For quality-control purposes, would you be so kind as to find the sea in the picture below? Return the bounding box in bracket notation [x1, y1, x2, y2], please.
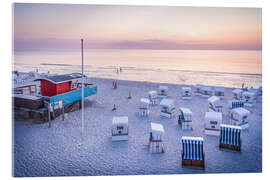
[13, 49, 262, 88]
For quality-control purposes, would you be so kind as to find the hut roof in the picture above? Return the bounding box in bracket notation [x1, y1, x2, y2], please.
[159, 85, 168, 90]
[112, 116, 128, 126]
[201, 85, 211, 91]
[231, 107, 250, 117]
[232, 89, 243, 94]
[140, 98, 150, 106]
[208, 96, 220, 104]
[205, 112, 222, 121]
[35, 73, 86, 84]
[248, 88, 259, 94]
[182, 136, 203, 142]
[151, 123, 164, 133]
[179, 107, 192, 115]
[160, 98, 174, 108]
[148, 90, 158, 96]
[195, 84, 204, 89]
[215, 86, 225, 92]
[220, 124, 241, 130]
[182, 87, 191, 91]
[243, 91, 255, 97]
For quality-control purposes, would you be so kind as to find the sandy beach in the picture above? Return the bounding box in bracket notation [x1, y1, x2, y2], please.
[13, 77, 262, 176]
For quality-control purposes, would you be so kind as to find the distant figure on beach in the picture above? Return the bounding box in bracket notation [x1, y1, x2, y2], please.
[112, 104, 116, 111]
[242, 83, 244, 89]
[120, 67, 122, 73]
[116, 68, 119, 74]
[128, 91, 132, 99]
[112, 80, 118, 89]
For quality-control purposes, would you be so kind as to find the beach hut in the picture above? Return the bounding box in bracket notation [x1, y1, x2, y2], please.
[243, 91, 256, 107]
[160, 98, 176, 118]
[148, 90, 158, 105]
[208, 96, 223, 112]
[28, 71, 38, 78]
[204, 112, 222, 136]
[158, 85, 168, 98]
[149, 123, 164, 153]
[230, 107, 250, 129]
[214, 86, 225, 99]
[219, 124, 242, 151]
[182, 87, 192, 100]
[181, 136, 205, 169]
[178, 108, 192, 130]
[139, 98, 150, 117]
[194, 84, 203, 96]
[200, 85, 212, 98]
[232, 89, 243, 100]
[229, 100, 244, 109]
[35, 73, 86, 97]
[112, 116, 129, 141]
[248, 87, 259, 97]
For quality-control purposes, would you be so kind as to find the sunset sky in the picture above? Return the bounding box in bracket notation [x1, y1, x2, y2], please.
[13, 3, 262, 50]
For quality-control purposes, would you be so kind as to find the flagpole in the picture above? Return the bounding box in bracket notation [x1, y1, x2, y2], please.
[81, 38, 84, 133]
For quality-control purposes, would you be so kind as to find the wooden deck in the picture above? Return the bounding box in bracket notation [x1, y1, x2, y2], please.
[13, 100, 82, 124]
[13, 94, 43, 110]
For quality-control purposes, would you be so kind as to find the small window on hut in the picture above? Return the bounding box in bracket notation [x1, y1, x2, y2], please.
[210, 121, 218, 125]
[117, 126, 124, 130]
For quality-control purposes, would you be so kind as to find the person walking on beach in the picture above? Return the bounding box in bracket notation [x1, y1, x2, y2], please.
[128, 91, 132, 99]
[112, 80, 118, 89]
[112, 104, 116, 111]
[115, 81, 117, 89]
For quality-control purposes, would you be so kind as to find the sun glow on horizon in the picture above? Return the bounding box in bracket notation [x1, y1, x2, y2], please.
[13, 3, 262, 50]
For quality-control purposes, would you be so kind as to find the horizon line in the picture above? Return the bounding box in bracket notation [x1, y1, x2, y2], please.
[13, 47, 262, 51]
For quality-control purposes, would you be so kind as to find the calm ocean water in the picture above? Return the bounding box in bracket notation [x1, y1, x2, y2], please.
[13, 49, 262, 88]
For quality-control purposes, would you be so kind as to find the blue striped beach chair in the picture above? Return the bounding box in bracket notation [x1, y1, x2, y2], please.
[231, 101, 244, 109]
[219, 124, 241, 151]
[181, 136, 205, 169]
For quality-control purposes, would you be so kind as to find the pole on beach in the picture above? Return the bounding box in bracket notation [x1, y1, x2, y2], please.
[81, 39, 84, 133]
[47, 102, 51, 128]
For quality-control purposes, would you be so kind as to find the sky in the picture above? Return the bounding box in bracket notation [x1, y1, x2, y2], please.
[13, 3, 262, 50]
